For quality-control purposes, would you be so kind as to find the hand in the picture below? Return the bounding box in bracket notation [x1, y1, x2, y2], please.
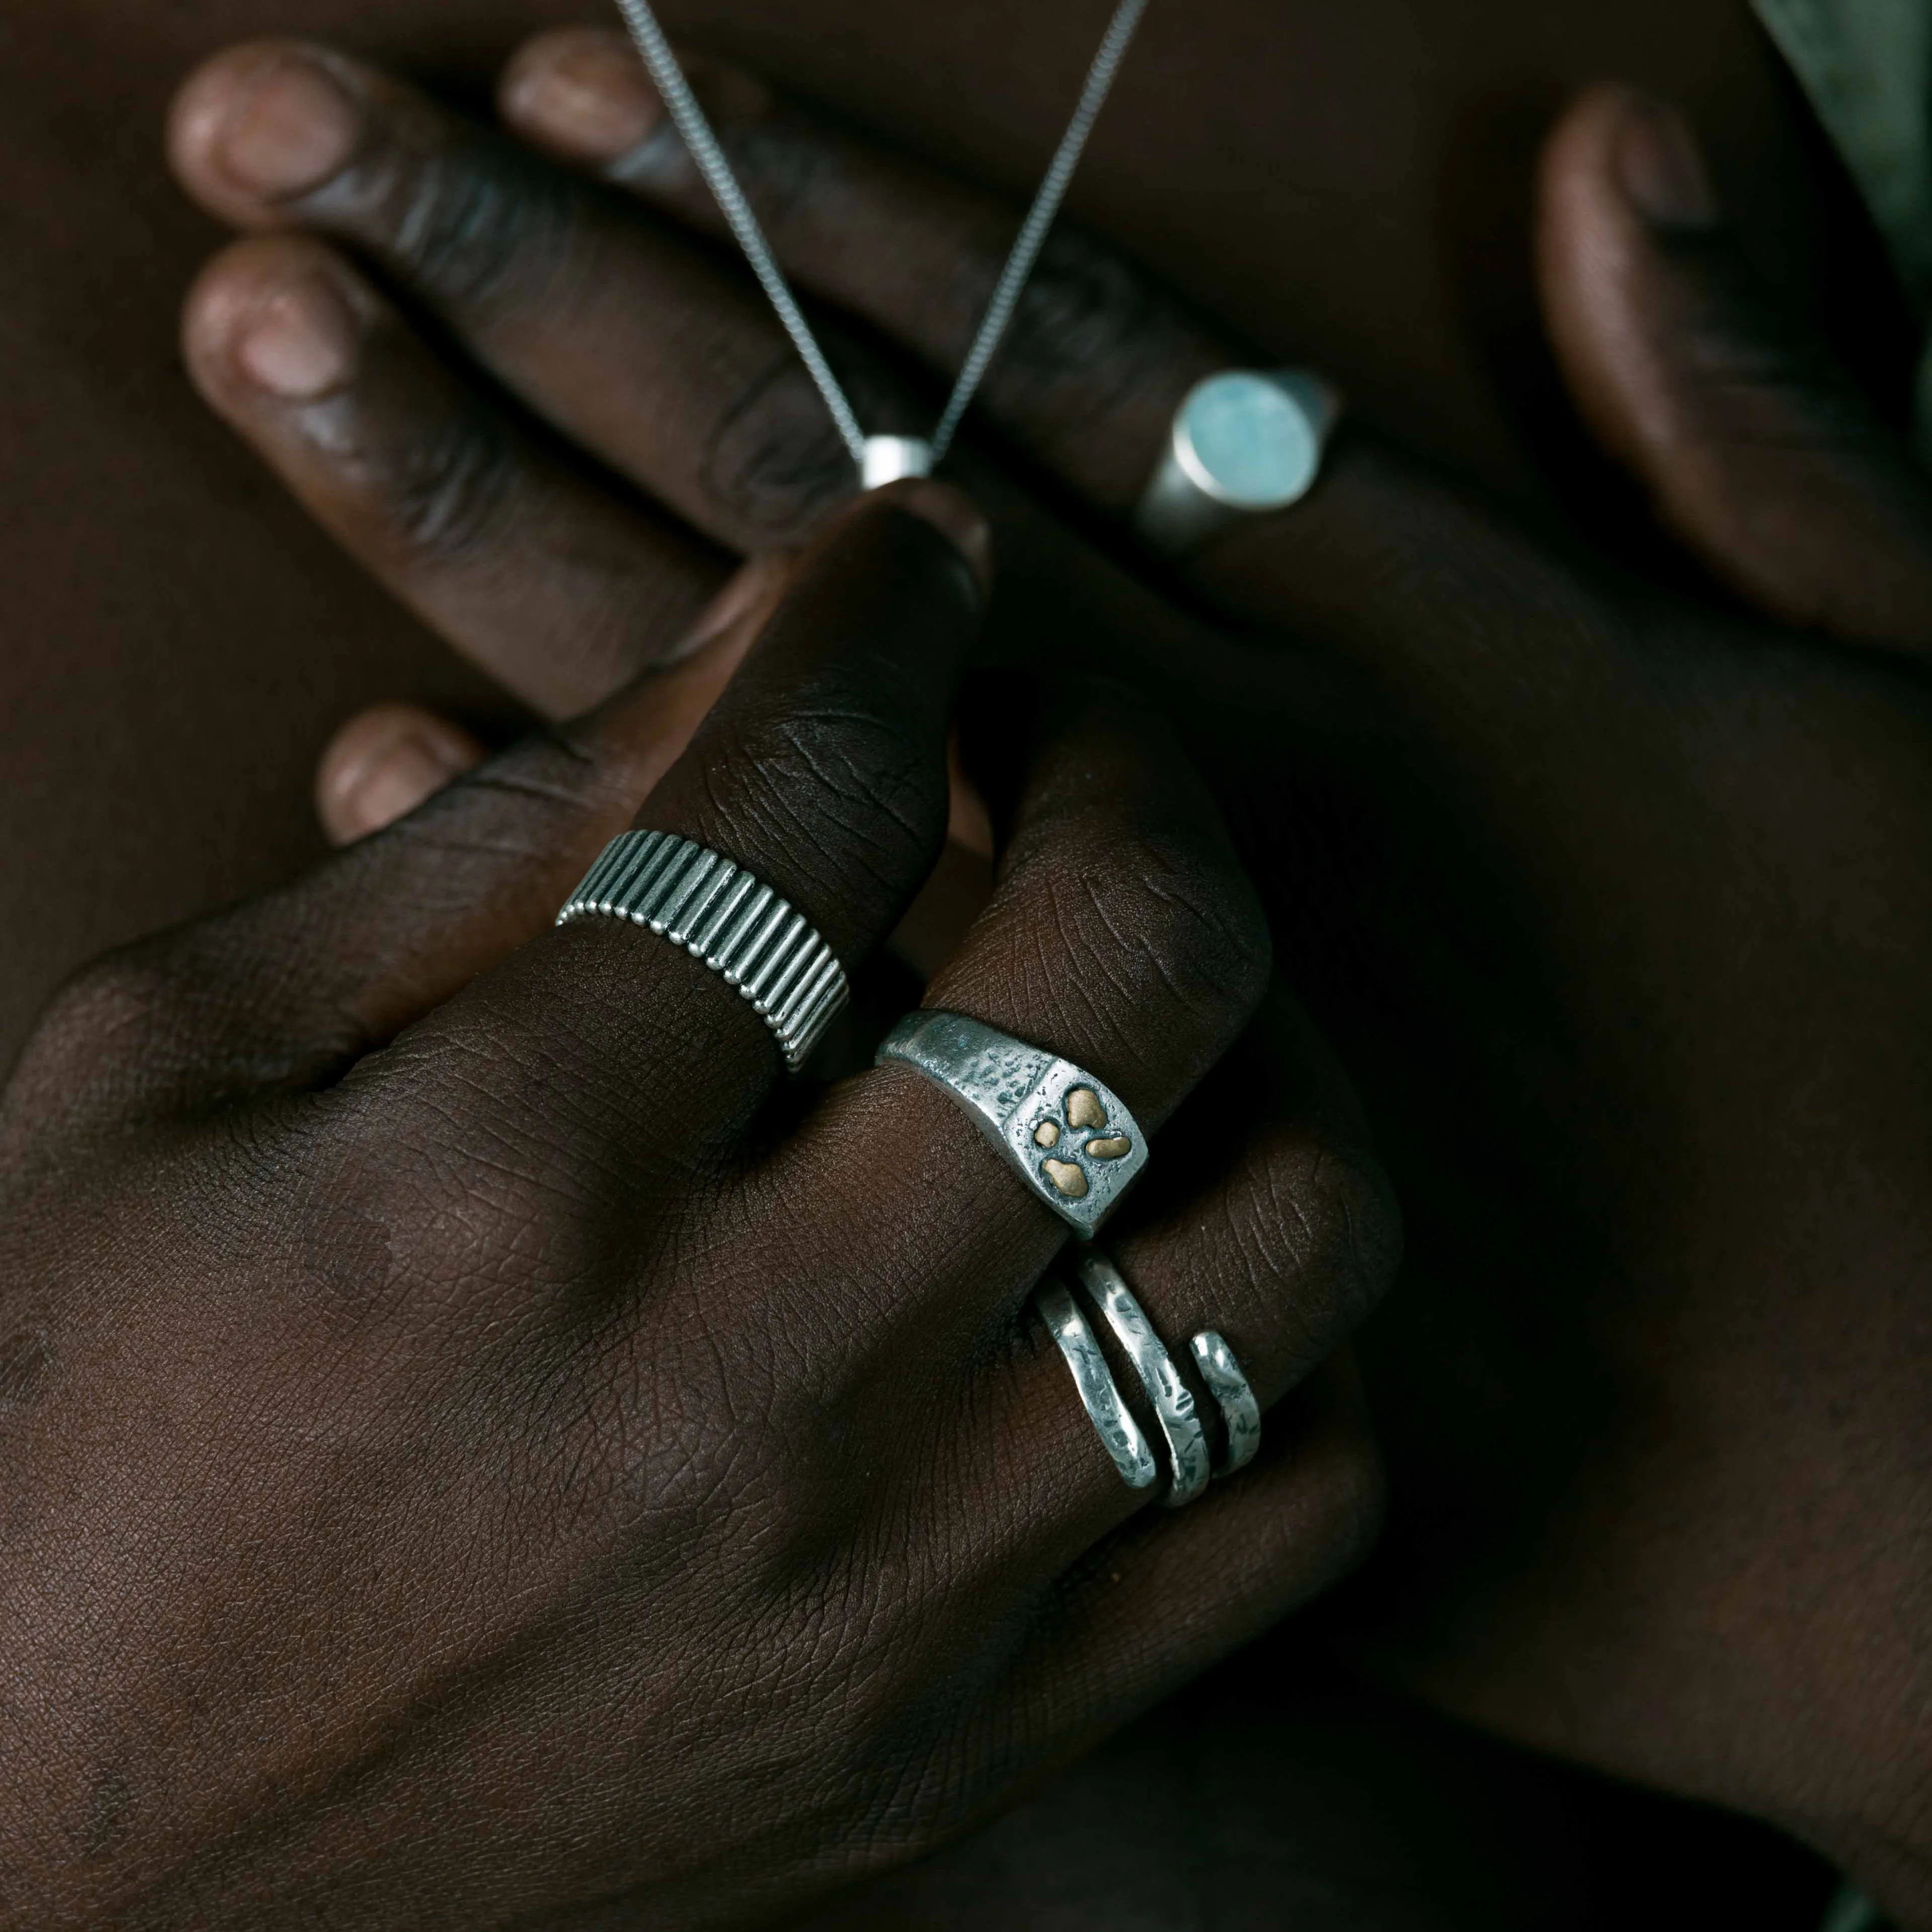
[0, 471, 1395, 1928]
[161, 34, 1932, 1918]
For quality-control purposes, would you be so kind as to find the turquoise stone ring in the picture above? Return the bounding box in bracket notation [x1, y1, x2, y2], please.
[1136, 368, 1341, 554]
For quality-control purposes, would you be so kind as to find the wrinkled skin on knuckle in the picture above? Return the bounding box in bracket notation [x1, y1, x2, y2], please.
[321, 1039, 662, 1300]
[4, 947, 181, 1099]
[998, 229, 1207, 424]
[316, 99, 580, 326]
[338, 382, 525, 567]
[999, 814, 1271, 1080]
[693, 702, 947, 919]
[700, 352, 883, 543]
[298, 1070, 838, 1552]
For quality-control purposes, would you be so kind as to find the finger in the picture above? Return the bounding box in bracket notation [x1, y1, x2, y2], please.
[501, 27, 1227, 510]
[169, 41, 905, 551]
[15, 552, 799, 1134]
[494, 29, 1634, 745]
[1001, 1359, 1382, 1741]
[316, 549, 783, 849]
[184, 229, 732, 717]
[1539, 85, 1932, 652]
[399, 485, 988, 1158]
[751, 685, 1277, 1479]
[317, 702, 487, 845]
[922, 983, 1396, 1584]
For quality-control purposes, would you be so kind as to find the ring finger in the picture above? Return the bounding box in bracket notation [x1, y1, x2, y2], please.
[766, 689, 1394, 1550]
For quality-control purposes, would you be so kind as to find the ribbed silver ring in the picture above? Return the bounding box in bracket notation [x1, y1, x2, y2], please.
[557, 832, 848, 1073]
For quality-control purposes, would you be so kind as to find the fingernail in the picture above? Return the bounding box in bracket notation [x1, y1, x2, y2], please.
[218, 51, 360, 200]
[505, 31, 665, 162]
[236, 273, 362, 400]
[892, 481, 994, 596]
[1614, 94, 1717, 231]
[664, 552, 791, 664]
[330, 728, 473, 839]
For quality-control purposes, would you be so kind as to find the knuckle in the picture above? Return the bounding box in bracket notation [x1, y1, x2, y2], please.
[1042, 815, 1272, 1040]
[1242, 1133, 1402, 1347]
[701, 354, 875, 542]
[349, 134, 576, 321]
[2, 934, 269, 1148]
[997, 229, 1202, 416]
[698, 703, 945, 908]
[21, 940, 210, 1079]
[367, 404, 522, 566]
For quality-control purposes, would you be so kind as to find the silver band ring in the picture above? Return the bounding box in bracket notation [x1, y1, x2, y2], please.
[1077, 1252, 1212, 1509]
[1190, 1330, 1262, 1476]
[876, 1011, 1150, 1237]
[1037, 1279, 1160, 1492]
[1135, 369, 1342, 556]
[558, 831, 849, 1073]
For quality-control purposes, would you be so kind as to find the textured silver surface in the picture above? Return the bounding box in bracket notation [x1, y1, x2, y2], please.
[1190, 1330, 1262, 1476]
[1078, 1253, 1211, 1508]
[558, 831, 848, 1073]
[1037, 1278, 1160, 1493]
[1136, 368, 1342, 555]
[876, 1011, 1149, 1236]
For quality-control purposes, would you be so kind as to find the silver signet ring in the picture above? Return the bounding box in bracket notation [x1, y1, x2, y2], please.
[876, 1011, 1149, 1237]
[1135, 368, 1342, 556]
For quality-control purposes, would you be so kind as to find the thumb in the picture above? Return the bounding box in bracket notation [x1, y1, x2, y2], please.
[1538, 84, 1932, 652]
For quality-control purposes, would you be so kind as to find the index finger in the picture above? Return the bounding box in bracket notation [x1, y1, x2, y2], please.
[409, 482, 989, 1158]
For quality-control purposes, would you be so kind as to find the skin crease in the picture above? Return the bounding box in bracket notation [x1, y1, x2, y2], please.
[0, 1, 1916, 1925]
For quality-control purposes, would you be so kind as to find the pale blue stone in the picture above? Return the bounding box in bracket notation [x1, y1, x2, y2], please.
[1179, 372, 1319, 508]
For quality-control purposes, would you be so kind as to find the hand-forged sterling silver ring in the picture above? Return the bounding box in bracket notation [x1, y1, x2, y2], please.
[1190, 1331, 1262, 1477]
[876, 1011, 1149, 1237]
[1037, 1252, 1263, 1505]
[557, 831, 849, 1073]
[1135, 368, 1342, 556]
[1077, 1252, 1211, 1508]
[1036, 1279, 1160, 1493]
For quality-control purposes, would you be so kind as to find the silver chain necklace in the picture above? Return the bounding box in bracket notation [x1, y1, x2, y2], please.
[610, 0, 1153, 484]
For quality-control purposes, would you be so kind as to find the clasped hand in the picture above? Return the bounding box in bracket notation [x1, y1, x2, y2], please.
[0, 449, 1390, 1924]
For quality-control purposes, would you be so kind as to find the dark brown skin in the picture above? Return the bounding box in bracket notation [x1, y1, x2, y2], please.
[0, 1, 1916, 1924]
[0, 0, 1876, 1058]
[0, 480, 1400, 1927]
[134, 25, 1932, 1923]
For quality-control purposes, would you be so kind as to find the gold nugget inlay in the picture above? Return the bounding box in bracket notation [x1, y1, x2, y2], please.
[1042, 1159, 1090, 1199]
[1085, 1136, 1133, 1161]
[1034, 1120, 1062, 1149]
[1066, 1088, 1106, 1131]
